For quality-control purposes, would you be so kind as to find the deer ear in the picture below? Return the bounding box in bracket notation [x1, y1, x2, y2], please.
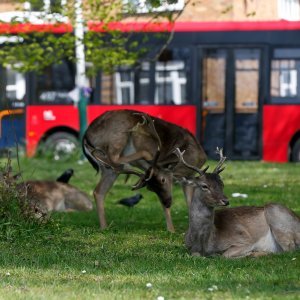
[164, 162, 179, 171]
[177, 176, 195, 186]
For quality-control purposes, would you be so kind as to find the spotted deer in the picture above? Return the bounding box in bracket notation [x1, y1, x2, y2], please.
[82, 109, 207, 232]
[174, 148, 300, 258]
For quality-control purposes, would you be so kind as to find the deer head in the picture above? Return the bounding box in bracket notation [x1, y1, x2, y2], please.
[174, 147, 229, 207]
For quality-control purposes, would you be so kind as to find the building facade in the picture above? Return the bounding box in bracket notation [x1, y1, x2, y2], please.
[1, 0, 300, 21]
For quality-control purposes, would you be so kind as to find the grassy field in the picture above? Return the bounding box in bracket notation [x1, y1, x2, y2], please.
[0, 156, 299, 300]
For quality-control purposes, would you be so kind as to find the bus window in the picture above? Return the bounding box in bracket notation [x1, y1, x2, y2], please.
[5, 66, 25, 108]
[36, 60, 75, 104]
[155, 61, 187, 104]
[115, 67, 134, 104]
[139, 62, 152, 104]
[201, 49, 227, 157]
[155, 48, 190, 105]
[202, 49, 226, 113]
[112, 62, 152, 104]
[100, 73, 116, 104]
[113, 48, 190, 105]
[234, 49, 259, 113]
[271, 48, 300, 103]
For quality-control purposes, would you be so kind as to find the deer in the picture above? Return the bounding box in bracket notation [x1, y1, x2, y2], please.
[82, 109, 207, 232]
[17, 180, 93, 214]
[1, 161, 93, 216]
[174, 148, 300, 258]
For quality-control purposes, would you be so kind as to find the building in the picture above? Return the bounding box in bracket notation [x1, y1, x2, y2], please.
[1, 1, 300, 22]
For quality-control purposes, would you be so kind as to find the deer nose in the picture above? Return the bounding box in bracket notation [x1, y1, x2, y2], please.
[221, 198, 229, 206]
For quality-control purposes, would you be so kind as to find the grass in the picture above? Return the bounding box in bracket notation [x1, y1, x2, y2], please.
[0, 156, 299, 299]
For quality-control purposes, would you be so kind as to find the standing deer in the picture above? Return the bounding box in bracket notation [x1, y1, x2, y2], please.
[174, 148, 300, 258]
[82, 109, 206, 232]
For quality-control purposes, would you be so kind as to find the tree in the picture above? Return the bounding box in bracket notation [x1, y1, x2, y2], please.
[0, 0, 189, 156]
[0, 0, 188, 75]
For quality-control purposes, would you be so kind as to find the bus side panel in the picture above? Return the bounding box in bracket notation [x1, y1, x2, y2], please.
[26, 105, 79, 157]
[87, 105, 197, 135]
[26, 105, 197, 157]
[263, 105, 300, 162]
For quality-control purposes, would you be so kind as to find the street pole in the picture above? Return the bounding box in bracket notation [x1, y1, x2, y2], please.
[74, 0, 88, 148]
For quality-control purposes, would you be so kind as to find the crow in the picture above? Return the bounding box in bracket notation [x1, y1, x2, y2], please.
[56, 168, 74, 183]
[118, 193, 143, 208]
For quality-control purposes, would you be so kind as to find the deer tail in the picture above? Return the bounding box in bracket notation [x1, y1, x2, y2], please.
[82, 134, 100, 173]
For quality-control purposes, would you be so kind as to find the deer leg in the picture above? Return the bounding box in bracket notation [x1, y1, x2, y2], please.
[163, 206, 175, 233]
[268, 229, 297, 251]
[157, 196, 175, 232]
[249, 251, 270, 258]
[265, 204, 300, 251]
[94, 167, 118, 230]
[160, 205, 175, 233]
[222, 245, 254, 258]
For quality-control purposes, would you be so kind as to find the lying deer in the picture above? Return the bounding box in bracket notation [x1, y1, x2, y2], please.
[83, 109, 206, 232]
[175, 148, 300, 258]
[2, 167, 93, 215]
[18, 180, 93, 214]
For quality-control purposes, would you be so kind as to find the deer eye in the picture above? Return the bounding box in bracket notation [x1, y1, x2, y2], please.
[201, 184, 209, 191]
[161, 177, 166, 184]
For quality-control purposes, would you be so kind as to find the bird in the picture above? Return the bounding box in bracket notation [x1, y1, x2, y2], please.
[56, 168, 74, 183]
[117, 193, 143, 208]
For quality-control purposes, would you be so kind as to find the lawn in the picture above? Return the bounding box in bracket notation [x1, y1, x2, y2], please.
[0, 156, 299, 299]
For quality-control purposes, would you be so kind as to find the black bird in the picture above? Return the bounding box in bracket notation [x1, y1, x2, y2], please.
[56, 168, 74, 183]
[118, 193, 143, 208]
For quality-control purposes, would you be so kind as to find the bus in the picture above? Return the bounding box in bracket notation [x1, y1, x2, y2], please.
[1, 20, 300, 162]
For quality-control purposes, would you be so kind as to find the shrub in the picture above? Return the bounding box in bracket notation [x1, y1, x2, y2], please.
[0, 158, 50, 241]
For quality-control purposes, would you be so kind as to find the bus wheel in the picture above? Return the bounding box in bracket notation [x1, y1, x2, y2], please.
[291, 139, 300, 162]
[43, 132, 79, 160]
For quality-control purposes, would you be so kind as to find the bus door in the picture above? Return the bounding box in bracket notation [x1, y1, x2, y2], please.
[0, 66, 26, 151]
[200, 47, 262, 160]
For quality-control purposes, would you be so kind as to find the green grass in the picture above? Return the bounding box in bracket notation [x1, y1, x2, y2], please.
[0, 157, 299, 299]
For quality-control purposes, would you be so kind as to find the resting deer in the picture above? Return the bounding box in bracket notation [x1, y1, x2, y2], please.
[1, 165, 93, 215]
[82, 109, 206, 232]
[175, 148, 300, 258]
[18, 180, 93, 214]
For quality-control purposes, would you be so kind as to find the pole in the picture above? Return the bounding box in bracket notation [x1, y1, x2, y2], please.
[0, 66, 6, 110]
[74, 0, 88, 151]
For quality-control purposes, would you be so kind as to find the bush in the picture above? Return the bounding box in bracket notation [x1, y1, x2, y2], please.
[0, 158, 50, 241]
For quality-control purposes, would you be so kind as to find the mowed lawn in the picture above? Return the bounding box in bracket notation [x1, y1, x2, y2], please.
[0, 156, 299, 299]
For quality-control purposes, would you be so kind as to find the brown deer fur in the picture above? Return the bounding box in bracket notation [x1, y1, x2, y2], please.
[178, 149, 300, 258]
[83, 109, 206, 232]
[18, 181, 93, 214]
[1, 156, 93, 216]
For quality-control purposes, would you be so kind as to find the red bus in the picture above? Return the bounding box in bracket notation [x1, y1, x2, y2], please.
[1, 21, 300, 162]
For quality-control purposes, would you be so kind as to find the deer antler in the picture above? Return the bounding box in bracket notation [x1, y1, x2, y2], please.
[213, 147, 226, 174]
[173, 148, 209, 177]
[117, 168, 148, 190]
